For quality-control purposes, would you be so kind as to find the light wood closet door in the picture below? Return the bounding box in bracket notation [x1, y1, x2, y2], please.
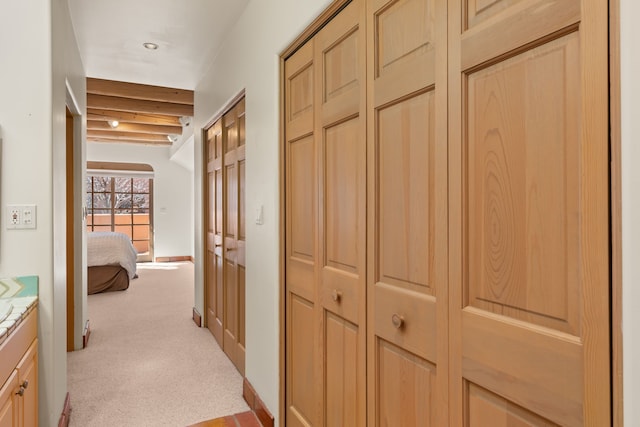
[316, 1, 366, 425]
[366, 0, 448, 425]
[285, 40, 319, 427]
[206, 120, 224, 345]
[448, 0, 610, 425]
[285, 1, 366, 425]
[223, 100, 246, 375]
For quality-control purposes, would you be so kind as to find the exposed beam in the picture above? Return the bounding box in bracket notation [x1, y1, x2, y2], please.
[87, 78, 194, 105]
[87, 94, 194, 117]
[87, 130, 171, 143]
[87, 137, 171, 146]
[87, 120, 182, 135]
[87, 109, 181, 126]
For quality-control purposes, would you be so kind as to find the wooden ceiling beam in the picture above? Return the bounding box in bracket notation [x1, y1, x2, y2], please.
[87, 109, 181, 126]
[87, 120, 182, 135]
[87, 94, 193, 117]
[87, 78, 194, 105]
[87, 130, 171, 143]
[87, 137, 171, 146]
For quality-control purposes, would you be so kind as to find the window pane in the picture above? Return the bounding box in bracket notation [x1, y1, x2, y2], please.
[86, 177, 93, 192]
[93, 225, 111, 232]
[92, 177, 111, 192]
[133, 240, 148, 254]
[92, 210, 111, 226]
[133, 178, 149, 193]
[93, 193, 111, 209]
[133, 213, 149, 224]
[115, 225, 132, 237]
[133, 194, 149, 211]
[86, 194, 93, 209]
[133, 225, 149, 240]
[115, 177, 132, 193]
[114, 211, 132, 225]
[114, 193, 132, 210]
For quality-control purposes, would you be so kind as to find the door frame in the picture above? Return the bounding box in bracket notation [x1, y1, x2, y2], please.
[65, 82, 86, 351]
[609, 0, 623, 424]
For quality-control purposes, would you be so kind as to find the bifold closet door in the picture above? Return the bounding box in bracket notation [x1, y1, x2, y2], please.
[366, 0, 449, 425]
[285, 39, 320, 427]
[205, 99, 246, 375]
[223, 100, 246, 375]
[206, 120, 224, 345]
[285, 0, 366, 425]
[448, 0, 610, 425]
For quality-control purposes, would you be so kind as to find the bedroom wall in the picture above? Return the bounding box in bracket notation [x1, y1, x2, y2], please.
[193, 0, 332, 422]
[621, 0, 640, 424]
[0, 0, 85, 424]
[87, 142, 194, 259]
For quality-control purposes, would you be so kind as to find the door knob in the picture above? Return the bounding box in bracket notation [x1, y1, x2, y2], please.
[331, 290, 342, 302]
[16, 387, 25, 397]
[391, 313, 404, 329]
[21, 380, 28, 389]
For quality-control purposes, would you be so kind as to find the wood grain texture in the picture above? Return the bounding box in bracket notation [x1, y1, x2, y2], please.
[87, 78, 194, 105]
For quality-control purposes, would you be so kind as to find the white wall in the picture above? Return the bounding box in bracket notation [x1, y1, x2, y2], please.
[621, 0, 640, 424]
[87, 142, 194, 258]
[0, 0, 85, 424]
[194, 0, 332, 422]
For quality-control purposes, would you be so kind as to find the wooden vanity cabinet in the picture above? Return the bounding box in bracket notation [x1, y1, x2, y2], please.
[0, 309, 38, 427]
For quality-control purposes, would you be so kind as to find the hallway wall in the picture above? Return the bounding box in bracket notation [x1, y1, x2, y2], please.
[193, 0, 332, 423]
[0, 0, 86, 424]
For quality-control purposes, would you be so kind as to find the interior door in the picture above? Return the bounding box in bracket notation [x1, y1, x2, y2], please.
[205, 119, 224, 345]
[367, 0, 449, 425]
[222, 99, 246, 375]
[448, 0, 610, 425]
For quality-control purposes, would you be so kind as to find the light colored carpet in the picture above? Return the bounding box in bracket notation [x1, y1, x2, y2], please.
[67, 262, 249, 427]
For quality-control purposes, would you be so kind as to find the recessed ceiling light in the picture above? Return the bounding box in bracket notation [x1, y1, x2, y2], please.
[143, 42, 159, 50]
[108, 120, 119, 128]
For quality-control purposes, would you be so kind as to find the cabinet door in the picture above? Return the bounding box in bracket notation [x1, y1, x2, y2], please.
[0, 371, 18, 427]
[16, 340, 37, 427]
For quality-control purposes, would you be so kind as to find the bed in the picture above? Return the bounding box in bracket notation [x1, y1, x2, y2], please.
[87, 231, 138, 294]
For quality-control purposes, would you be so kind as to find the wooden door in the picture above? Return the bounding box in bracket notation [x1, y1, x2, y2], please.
[448, 0, 610, 425]
[205, 119, 224, 345]
[367, 0, 448, 425]
[285, 39, 319, 427]
[0, 370, 18, 427]
[316, 1, 366, 425]
[285, 1, 366, 425]
[222, 100, 246, 375]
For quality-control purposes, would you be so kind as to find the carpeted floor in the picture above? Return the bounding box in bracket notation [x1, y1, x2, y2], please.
[67, 262, 249, 427]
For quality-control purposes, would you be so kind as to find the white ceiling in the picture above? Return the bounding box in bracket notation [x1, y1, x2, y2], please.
[68, 0, 250, 90]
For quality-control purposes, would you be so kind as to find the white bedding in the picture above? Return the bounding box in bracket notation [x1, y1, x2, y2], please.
[87, 232, 138, 279]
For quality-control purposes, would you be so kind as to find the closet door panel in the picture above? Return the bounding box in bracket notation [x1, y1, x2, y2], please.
[289, 294, 318, 426]
[206, 121, 224, 345]
[449, 0, 610, 424]
[316, 1, 367, 425]
[367, 0, 448, 424]
[285, 40, 320, 427]
[324, 313, 359, 426]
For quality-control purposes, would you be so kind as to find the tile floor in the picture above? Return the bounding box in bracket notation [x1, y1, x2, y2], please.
[188, 411, 262, 427]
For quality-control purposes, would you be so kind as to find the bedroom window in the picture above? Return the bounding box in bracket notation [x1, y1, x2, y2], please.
[86, 162, 154, 262]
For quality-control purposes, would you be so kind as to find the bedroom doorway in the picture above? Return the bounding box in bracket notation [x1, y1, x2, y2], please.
[85, 162, 155, 262]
